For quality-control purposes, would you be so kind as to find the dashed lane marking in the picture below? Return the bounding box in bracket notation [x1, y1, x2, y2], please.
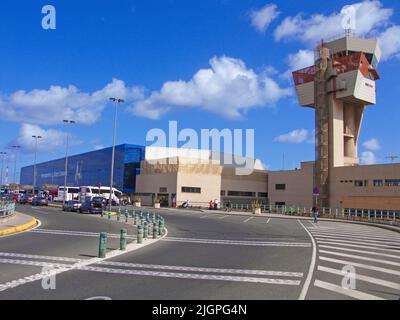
[266, 218, 271, 224]
[243, 217, 254, 223]
[161, 236, 311, 247]
[0, 258, 303, 287]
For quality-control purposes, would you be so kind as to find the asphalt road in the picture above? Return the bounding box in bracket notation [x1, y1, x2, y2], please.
[0, 205, 399, 300]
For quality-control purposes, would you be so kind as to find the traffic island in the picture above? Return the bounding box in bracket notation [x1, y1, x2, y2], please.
[0, 212, 38, 236]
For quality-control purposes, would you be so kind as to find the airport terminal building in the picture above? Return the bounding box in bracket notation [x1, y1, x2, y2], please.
[20, 144, 145, 193]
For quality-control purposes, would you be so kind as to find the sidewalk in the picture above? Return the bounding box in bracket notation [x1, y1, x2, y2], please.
[0, 212, 38, 236]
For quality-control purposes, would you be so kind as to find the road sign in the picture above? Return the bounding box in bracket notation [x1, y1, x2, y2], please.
[313, 187, 319, 195]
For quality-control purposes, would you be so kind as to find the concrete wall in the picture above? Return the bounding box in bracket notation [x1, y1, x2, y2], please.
[268, 161, 314, 207]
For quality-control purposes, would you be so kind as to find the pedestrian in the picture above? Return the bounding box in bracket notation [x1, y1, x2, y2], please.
[209, 199, 214, 210]
[225, 200, 231, 212]
[214, 198, 219, 210]
[312, 206, 318, 223]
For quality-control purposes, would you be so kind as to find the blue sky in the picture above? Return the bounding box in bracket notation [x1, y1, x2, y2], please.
[1, 0, 400, 181]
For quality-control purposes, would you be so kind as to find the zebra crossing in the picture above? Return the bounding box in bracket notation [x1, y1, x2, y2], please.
[306, 221, 400, 300]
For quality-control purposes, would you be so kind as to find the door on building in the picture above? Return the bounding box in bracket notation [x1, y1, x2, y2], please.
[157, 193, 169, 207]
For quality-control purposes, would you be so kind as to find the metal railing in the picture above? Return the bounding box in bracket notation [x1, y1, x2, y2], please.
[173, 201, 400, 227]
[0, 200, 16, 219]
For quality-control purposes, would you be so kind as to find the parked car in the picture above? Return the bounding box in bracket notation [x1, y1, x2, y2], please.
[79, 197, 104, 214]
[62, 200, 82, 212]
[32, 196, 49, 206]
[19, 194, 33, 205]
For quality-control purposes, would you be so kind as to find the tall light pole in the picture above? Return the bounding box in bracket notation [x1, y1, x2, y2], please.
[0, 152, 6, 185]
[108, 97, 124, 213]
[12, 145, 21, 185]
[32, 135, 42, 195]
[62, 120, 76, 205]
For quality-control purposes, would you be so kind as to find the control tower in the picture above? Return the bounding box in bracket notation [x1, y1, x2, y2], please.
[292, 34, 381, 208]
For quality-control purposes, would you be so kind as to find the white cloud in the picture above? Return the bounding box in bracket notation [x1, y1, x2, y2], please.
[283, 49, 314, 80]
[378, 25, 400, 60]
[93, 144, 105, 150]
[274, 1, 393, 44]
[13, 123, 81, 153]
[274, 129, 309, 143]
[129, 56, 292, 120]
[362, 138, 380, 151]
[0, 79, 144, 125]
[360, 151, 377, 164]
[249, 4, 280, 33]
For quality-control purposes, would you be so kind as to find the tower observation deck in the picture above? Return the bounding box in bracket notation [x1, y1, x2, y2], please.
[292, 34, 381, 208]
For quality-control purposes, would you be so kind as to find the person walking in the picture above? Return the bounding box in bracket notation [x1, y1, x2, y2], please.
[214, 198, 219, 210]
[312, 206, 318, 223]
[209, 199, 214, 210]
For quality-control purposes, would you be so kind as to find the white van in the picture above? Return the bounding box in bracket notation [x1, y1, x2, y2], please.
[79, 186, 122, 204]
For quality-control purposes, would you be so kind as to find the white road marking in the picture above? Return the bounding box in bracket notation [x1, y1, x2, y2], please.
[298, 220, 316, 300]
[243, 217, 254, 223]
[162, 237, 311, 247]
[0, 258, 302, 286]
[319, 249, 400, 267]
[0, 252, 81, 263]
[318, 245, 400, 260]
[311, 231, 400, 243]
[314, 279, 385, 300]
[216, 215, 229, 219]
[266, 218, 271, 224]
[319, 256, 400, 276]
[81, 265, 302, 285]
[0, 228, 168, 292]
[99, 261, 304, 277]
[312, 229, 400, 239]
[317, 265, 400, 291]
[316, 240, 400, 254]
[313, 235, 400, 248]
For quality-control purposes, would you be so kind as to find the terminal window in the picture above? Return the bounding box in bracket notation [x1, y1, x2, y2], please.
[373, 179, 383, 186]
[227, 191, 256, 197]
[275, 184, 286, 190]
[181, 186, 201, 193]
[385, 179, 400, 187]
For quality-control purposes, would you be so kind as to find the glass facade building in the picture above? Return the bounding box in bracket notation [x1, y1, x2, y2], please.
[20, 144, 145, 193]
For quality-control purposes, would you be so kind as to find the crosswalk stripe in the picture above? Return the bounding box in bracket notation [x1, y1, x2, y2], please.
[319, 256, 400, 276]
[314, 279, 385, 300]
[310, 231, 400, 243]
[317, 265, 400, 290]
[200, 214, 215, 219]
[318, 245, 400, 260]
[310, 227, 400, 236]
[243, 217, 254, 223]
[313, 235, 400, 248]
[316, 240, 400, 254]
[319, 250, 400, 267]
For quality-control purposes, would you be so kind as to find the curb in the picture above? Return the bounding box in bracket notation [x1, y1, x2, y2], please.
[0, 214, 38, 236]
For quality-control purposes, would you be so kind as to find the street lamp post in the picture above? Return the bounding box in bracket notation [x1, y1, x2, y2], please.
[108, 97, 124, 213]
[0, 152, 6, 185]
[62, 120, 76, 206]
[32, 135, 42, 195]
[12, 145, 21, 184]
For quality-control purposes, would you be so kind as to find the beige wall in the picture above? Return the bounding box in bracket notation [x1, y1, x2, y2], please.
[268, 161, 314, 207]
[330, 163, 400, 209]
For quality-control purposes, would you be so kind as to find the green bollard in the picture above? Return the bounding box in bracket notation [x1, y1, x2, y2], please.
[137, 225, 143, 244]
[153, 223, 158, 239]
[152, 212, 156, 223]
[108, 210, 111, 220]
[158, 219, 162, 236]
[101, 209, 104, 218]
[98, 232, 107, 258]
[120, 228, 127, 250]
[143, 222, 148, 239]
